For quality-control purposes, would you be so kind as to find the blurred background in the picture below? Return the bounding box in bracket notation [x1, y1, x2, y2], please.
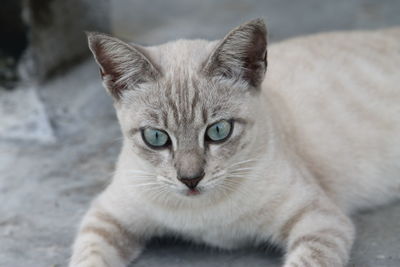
[1, 1, 400, 266]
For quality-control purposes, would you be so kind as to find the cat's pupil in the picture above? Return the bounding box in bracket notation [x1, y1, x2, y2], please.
[142, 128, 170, 148]
[206, 120, 232, 142]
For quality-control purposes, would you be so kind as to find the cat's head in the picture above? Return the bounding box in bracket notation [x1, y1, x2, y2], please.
[87, 19, 268, 200]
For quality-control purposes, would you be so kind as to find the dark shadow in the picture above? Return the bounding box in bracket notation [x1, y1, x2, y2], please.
[0, 0, 28, 89]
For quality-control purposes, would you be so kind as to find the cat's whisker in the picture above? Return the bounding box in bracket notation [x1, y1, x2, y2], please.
[156, 177, 176, 187]
[227, 158, 259, 168]
[229, 157, 259, 165]
[228, 168, 261, 175]
[124, 174, 155, 179]
[227, 171, 257, 176]
[139, 184, 164, 195]
[156, 175, 173, 183]
[227, 170, 256, 176]
[126, 174, 154, 178]
[147, 185, 170, 201]
[126, 174, 156, 180]
[221, 179, 255, 197]
[124, 170, 155, 175]
[219, 182, 252, 200]
[227, 176, 262, 182]
[228, 169, 253, 174]
[204, 178, 224, 188]
[127, 176, 156, 181]
[160, 181, 175, 187]
[216, 183, 231, 198]
[225, 174, 263, 183]
[206, 173, 226, 183]
[126, 182, 160, 188]
[205, 168, 261, 187]
[232, 166, 255, 170]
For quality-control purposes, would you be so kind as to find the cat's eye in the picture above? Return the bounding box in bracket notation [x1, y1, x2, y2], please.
[206, 120, 233, 143]
[142, 128, 170, 148]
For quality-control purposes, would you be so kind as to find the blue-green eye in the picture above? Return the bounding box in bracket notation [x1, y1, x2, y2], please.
[206, 120, 232, 142]
[142, 128, 170, 148]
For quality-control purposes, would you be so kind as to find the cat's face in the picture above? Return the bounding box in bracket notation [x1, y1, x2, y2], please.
[87, 19, 267, 199]
[117, 71, 261, 197]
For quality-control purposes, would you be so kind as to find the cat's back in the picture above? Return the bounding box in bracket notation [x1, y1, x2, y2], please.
[263, 27, 400, 212]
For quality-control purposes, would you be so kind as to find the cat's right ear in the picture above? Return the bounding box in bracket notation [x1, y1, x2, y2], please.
[86, 32, 160, 100]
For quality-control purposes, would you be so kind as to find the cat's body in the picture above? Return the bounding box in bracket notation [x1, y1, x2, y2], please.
[70, 20, 400, 267]
[266, 27, 400, 213]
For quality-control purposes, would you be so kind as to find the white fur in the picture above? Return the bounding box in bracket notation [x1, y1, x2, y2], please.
[70, 24, 400, 267]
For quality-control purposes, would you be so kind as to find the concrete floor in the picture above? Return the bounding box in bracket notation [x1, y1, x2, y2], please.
[1, 0, 400, 266]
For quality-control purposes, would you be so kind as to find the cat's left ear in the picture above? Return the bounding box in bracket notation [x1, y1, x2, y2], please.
[203, 18, 267, 88]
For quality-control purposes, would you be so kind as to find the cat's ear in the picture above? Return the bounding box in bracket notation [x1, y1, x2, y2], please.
[203, 18, 267, 88]
[86, 32, 160, 100]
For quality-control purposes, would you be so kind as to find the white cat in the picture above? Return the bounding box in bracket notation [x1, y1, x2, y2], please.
[69, 19, 400, 267]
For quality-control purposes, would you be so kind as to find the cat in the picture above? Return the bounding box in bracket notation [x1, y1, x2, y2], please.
[69, 19, 400, 267]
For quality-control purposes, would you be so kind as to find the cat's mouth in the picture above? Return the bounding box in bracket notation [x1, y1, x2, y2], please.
[186, 188, 201, 196]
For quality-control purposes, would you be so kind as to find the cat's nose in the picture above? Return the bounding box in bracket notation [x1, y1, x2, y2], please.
[178, 172, 205, 189]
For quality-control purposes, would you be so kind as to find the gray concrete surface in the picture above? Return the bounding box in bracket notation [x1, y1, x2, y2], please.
[0, 0, 109, 144]
[1, 0, 400, 266]
[0, 87, 54, 142]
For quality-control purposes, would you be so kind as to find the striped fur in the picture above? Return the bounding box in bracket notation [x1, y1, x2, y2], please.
[70, 19, 400, 267]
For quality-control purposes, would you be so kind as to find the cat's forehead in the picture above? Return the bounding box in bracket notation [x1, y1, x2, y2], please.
[120, 39, 248, 131]
[120, 80, 245, 142]
[147, 39, 218, 71]
[126, 75, 240, 131]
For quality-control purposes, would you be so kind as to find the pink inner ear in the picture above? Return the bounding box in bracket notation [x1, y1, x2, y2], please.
[91, 40, 115, 78]
[94, 43, 121, 81]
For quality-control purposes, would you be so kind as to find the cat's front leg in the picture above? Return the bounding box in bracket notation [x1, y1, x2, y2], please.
[69, 204, 144, 267]
[280, 197, 355, 267]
